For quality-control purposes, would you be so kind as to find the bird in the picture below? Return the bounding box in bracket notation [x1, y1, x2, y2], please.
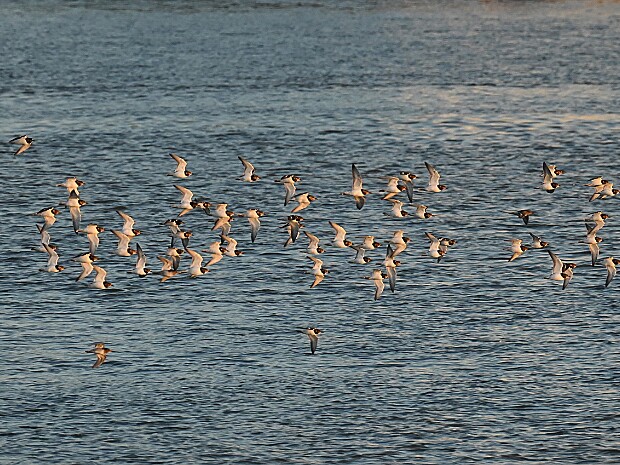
[509, 209, 535, 225]
[561, 262, 577, 290]
[173, 185, 195, 217]
[80, 224, 105, 255]
[380, 176, 406, 201]
[239, 208, 265, 243]
[329, 221, 353, 248]
[9, 135, 34, 156]
[547, 250, 572, 283]
[529, 232, 549, 249]
[414, 204, 434, 219]
[588, 180, 611, 202]
[307, 256, 328, 288]
[360, 236, 381, 250]
[89, 265, 112, 289]
[221, 235, 243, 257]
[40, 244, 64, 272]
[238, 156, 260, 182]
[167, 153, 192, 178]
[389, 230, 411, 256]
[203, 241, 224, 266]
[304, 231, 324, 255]
[36, 206, 61, 232]
[132, 243, 150, 277]
[589, 242, 600, 267]
[283, 215, 303, 246]
[383, 244, 400, 292]
[602, 257, 620, 288]
[85, 342, 112, 368]
[275, 174, 301, 206]
[350, 245, 372, 264]
[386, 199, 410, 218]
[185, 247, 209, 277]
[111, 230, 137, 257]
[425, 162, 447, 192]
[508, 241, 529, 262]
[291, 192, 317, 213]
[343, 163, 370, 209]
[425, 232, 444, 262]
[365, 269, 387, 300]
[542, 162, 559, 193]
[56, 177, 85, 195]
[116, 210, 141, 237]
[398, 171, 417, 203]
[300, 327, 322, 355]
[72, 252, 98, 282]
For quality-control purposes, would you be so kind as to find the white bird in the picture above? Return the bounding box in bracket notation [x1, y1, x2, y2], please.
[365, 269, 387, 300]
[425, 232, 444, 261]
[89, 265, 112, 289]
[300, 327, 322, 354]
[185, 247, 209, 277]
[56, 177, 85, 195]
[425, 162, 447, 192]
[414, 204, 434, 219]
[238, 156, 260, 182]
[398, 171, 417, 203]
[602, 257, 620, 288]
[275, 174, 302, 206]
[111, 230, 136, 257]
[72, 252, 98, 282]
[221, 235, 243, 257]
[386, 199, 409, 218]
[116, 210, 141, 237]
[304, 231, 324, 255]
[80, 224, 105, 255]
[36, 207, 61, 232]
[173, 185, 195, 217]
[167, 153, 192, 178]
[342, 163, 370, 209]
[40, 244, 64, 272]
[360, 236, 381, 250]
[9, 135, 34, 156]
[241, 209, 265, 243]
[291, 192, 317, 213]
[132, 243, 150, 277]
[307, 256, 328, 288]
[383, 244, 399, 293]
[329, 221, 352, 248]
[542, 162, 559, 193]
[350, 245, 372, 264]
[380, 176, 405, 200]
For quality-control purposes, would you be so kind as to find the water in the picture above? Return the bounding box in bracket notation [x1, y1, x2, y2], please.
[1, 1, 619, 463]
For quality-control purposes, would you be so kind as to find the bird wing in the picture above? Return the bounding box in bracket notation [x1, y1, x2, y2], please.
[387, 266, 397, 292]
[174, 184, 193, 203]
[589, 243, 599, 266]
[606, 265, 616, 288]
[547, 250, 563, 274]
[304, 231, 319, 248]
[136, 243, 147, 269]
[170, 153, 187, 171]
[329, 221, 346, 241]
[354, 195, 366, 210]
[238, 156, 255, 176]
[249, 217, 260, 243]
[542, 162, 553, 183]
[309, 334, 318, 354]
[92, 265, 107, 285]
[112, 230, 130, 250]
[76, 262, 94, 281]
[374, 279, 385, 300]
[425, 162, 440, 187]
[351, 164, 363, 191]
[311, 273, 324, 289]
[92, 353, 106, 368]
[116, 210, 135, 230]
[284, 183, 296, 206]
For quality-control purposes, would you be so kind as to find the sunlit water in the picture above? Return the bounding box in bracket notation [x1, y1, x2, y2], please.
[1, 1, 619, 463]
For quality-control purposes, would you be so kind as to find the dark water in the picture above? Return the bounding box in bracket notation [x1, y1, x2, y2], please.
[1, 1, 619, 463]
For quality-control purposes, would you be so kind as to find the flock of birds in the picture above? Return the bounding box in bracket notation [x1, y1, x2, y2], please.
[11, 133, 619, 365]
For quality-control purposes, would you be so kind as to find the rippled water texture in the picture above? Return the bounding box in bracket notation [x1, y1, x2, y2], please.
[1, 1, 619, 463]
